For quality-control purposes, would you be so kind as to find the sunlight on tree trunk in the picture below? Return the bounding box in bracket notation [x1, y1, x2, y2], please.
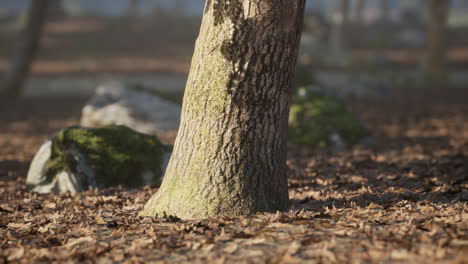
[425, 0, 450, 86]
[140, 0, 306, 219]
[1, 0, 48, 97]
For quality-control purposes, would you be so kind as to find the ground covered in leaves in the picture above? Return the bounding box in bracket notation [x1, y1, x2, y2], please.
[0, 89, 467, 263]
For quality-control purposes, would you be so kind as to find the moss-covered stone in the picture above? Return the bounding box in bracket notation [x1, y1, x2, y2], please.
[288, 87, 368, 148]
[44, 125, 166, 190]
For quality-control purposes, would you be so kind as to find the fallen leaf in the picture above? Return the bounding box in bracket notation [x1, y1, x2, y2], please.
[6, 247, 25, 261]
[63, 236, 95, 248]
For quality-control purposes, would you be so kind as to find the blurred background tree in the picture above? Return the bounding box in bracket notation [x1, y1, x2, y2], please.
[1, 0, 48, 97]
[126, 0, 141, 18]
[425, 0, 450, 86]
[47, 0, 66, 21]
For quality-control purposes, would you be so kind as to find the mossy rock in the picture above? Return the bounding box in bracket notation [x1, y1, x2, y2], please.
[288, 87, 368, 148]
[27, 125, 169, 193]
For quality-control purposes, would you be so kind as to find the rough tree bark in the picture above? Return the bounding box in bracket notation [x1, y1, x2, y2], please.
[425, 0, 450, 85]
[1, 0, 48, 97]
[140, 0, 305, 219]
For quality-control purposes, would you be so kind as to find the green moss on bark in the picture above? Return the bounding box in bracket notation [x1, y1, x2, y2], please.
[44, 125, 165, 189]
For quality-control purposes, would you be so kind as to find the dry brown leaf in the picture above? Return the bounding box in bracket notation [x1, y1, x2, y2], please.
[243, 238, 267, 245]
[45, 203, 57, 209]
[64, 236, 95, 248]
[450, 239, 468, 247]
[6, 247, 25, 261]
[223, 243, 238, 254]
[286, 241, 302, 255]
[7, 222, 32, 231]
[280, 253, 303, 264]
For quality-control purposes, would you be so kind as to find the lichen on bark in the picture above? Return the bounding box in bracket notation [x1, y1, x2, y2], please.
[140, 0, 306, 219]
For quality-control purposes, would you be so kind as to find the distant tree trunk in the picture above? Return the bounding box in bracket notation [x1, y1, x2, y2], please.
[140, 0, 306, 219]
[328, 0, 350, 62]
[380, 0, 390, 21]
[355, 0, 367, 23]
[339, 0, 350, 25]
[127, 0, 141, 17]
[1, 0, 48, 97]
[48, 0, 66, 21]
[425, 0, 450, 85]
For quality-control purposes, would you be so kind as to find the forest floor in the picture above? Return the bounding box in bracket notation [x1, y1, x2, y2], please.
[0, 87, 467, 263]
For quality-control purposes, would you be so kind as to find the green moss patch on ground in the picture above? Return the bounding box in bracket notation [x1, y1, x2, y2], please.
[289, 87, 368, 147]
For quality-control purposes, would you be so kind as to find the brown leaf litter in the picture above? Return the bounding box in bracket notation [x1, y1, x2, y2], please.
[1, 91, 467, 263]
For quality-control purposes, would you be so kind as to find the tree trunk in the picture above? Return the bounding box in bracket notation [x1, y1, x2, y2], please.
[127, 0, 141, 18]
[328, 0, 349, 62]
[1, 0, 48, 97]
[355, 0, 367, 23]
[425, 0, 450, 85]
[379, 0, 390, 22]
[340, 0, 350, 25]
[140, 0, 305, 219]
[47, 0, 66, 21]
